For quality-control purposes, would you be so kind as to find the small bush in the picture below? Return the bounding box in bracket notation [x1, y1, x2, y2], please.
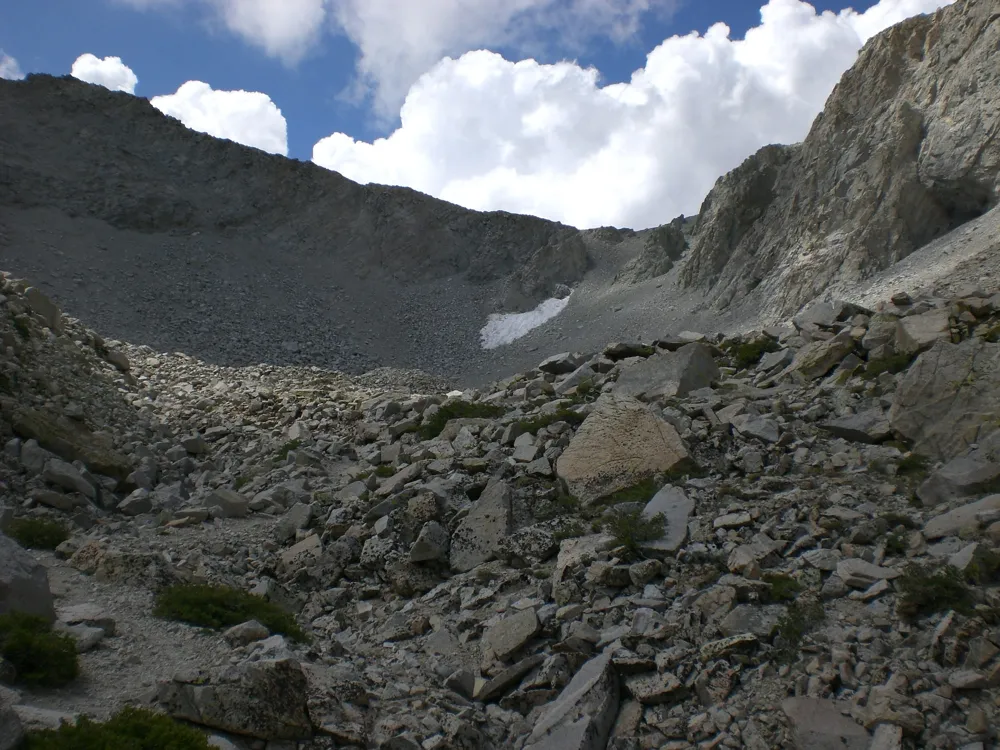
[373, 465, 395, 478]
[22, 706, 211, 750]
[726, 337, 782, 370]
[879, 512, 919, 530]
[552, 522, 587, 542]
[896, 564, 974, 619]
[862, 353, 914, 380]
[885, 531, 908, 557]
[514, 407, 586, 435]
[533, 492, 580, 521]
[981, 323, 1000, 343]
[5, 517, 69, 550]
[153, 584, 305, 641]
[603, 509, 666, 561]
[773, 601, 825, 662]
[419, 401, 507, 440]
[0, 611, 79, 688]
[232, 475, 250, 491]
[760, 573, 803, 603]
[896, 453, 930, 479]
[275, 439, 302, 461]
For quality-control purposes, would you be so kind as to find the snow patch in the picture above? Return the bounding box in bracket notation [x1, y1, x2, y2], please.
[480, 295, 571, 349]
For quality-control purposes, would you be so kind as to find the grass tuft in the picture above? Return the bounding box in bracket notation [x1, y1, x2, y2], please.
[773, 601, 825, 663]
[724, 337, 782, 370]
[515, 407, 586, 435]
[418, 401, 507, 440]
[594, 477, 660, 507]
[4, 517, 69, 550]
[275, 439, 302, 461]
[0, 611, 79, 688]
[153, 583, 305, 641]
[760, 573, 803, 603]
[22, 706, 211, 750]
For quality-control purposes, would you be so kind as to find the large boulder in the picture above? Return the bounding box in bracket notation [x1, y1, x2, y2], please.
[3, 404, 132, 482]
[888, 338, 1000, 462]
[778, 332, 856, 381]
[449, 479, 513, 572]
[0, 532, 56, 623]
[158, 657, 312, 740]
[613, 343, 720, 400]
[556, 394, 691, 505]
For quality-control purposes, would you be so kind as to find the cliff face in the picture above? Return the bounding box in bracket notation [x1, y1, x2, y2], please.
[0, 74, 590, 311]
[681, 0, 1000, 320]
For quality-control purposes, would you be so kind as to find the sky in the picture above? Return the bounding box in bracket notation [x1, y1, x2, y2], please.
[1, 0, 954, 231]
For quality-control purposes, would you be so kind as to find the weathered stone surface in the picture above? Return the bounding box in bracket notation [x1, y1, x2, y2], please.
[613, 343, 719, 400]
[482, 608, 540, 662]
[539, 352, 589, 375]
[449, 478, 512, 572]
[923, 495, 1000, 540]
[719, 604, 784, 638]
[523, 648, 620, 750]
[206, 488, 250, 518]
[781, 698, 870, 750]
[623, 672, 686, 705]
[779, 332, 856, 381]
[409, 521, 450, 562]
[4, 405, 132, 481]
[24, 287, 62, 333]
[836, 559, 900, 589]
[639, 485, 693, 557]
[158, 658, 312, 740]
[917, 453, 1000, 507]
[556, 394, 691, 505]
[889, 339, 1000, 462]
[679, 0, 1000, 321]
[819, 409, 892, 444]
[0, 532, 55, 622]
[895, 309, 951, 355]
[0, 686, 23, 750]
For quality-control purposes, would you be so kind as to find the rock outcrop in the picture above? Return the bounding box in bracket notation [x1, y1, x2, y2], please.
[681, 0, 1000, 321]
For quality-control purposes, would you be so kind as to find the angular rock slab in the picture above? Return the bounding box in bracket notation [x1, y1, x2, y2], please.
[523, 648, 620, 750]
[888, 338, 1000, 462]
[819, 409, 892, 444]
[780, 697, 870, 750]
[158, 658, 312, 740]
[778, 332, 855, 381]
[481, 608, 540, 662]
[556, 394, 690, 506]
[613, 343, 720, 400]
[916, 452, 1000, 507]
[449, 478, 512, 572]
[923, 494, 1000, 540]
[639, 485, 693, 557]
[0, 532, 56, 622]
[0, 686, 23, 750]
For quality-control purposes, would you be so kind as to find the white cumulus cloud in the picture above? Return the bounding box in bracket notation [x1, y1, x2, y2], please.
[71, 53, 139, 93]
[0, 50, 24, 80]
[151, 81, 288, 155]
[313, 0, 955, 230]
[112, 0, 675, 114]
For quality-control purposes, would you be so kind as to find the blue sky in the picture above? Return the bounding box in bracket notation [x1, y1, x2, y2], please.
[0, 0, 950, 229]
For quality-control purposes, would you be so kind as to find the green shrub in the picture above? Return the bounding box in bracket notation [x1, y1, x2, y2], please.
[725, 337, 782, 370]
[896, 453, 930, 479]
[418, 401, 507, 440]
[603, 509, 666, 561]
[5, 517, 69, 550]
[515, 407, 586, 435]
[552, 522, 587, 542]
[896, 564, 974, 619]
[533, 492, 580, 521]
[0, 612, 79, 688]
[981, 323, 1000, 343]
[879, 512, 919, 530]
[22, 706, 211, 750]
[232, 475, 250, 491]
[594, 477, 660, 507]
[773, 601, 825, 662]
[885, 532, 908, 557]
[275, 439, 302, 461]
[373, 465, 395, 478]
[760, 573, 803, 603]
[862, 353, 914, 380]
[153, 584, 305, 641]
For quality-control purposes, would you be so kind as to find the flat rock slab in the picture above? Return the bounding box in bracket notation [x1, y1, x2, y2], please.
[482, 608, 540, 662]
[624, 672, 686, 705]
[923, 494, 1000, 540]
[639, 486, 693, 556]
[556, 394, 691, 506]
[613, 343, 719, 400]
[523, 648, 620, 750]
[781, 697, 870, 750]
[450, 479, 513, 572]
[719, 604, 785, 638]
[836, 559, 900, 589]
[158, 657, 312, 740]
[917, 453, 1000, 506]
[819, 409, 892, 444]
[0, 532, 55, 622]
[778, 332, 855, 381]
[889, 338, 1000, 462]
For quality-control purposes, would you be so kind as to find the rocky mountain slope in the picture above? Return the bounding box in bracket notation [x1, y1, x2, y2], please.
[681, 0, 1000, 323]
[2, 270, 1000, 750]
